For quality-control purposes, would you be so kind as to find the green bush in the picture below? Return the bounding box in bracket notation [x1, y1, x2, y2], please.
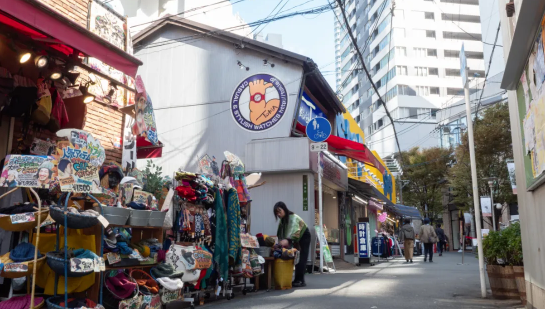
[482, 222, 523, 266]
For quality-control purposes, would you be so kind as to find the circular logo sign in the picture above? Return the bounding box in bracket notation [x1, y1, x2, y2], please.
[231, 74, 288, 132]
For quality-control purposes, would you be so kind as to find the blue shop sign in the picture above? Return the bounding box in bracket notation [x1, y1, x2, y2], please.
[298, 91, 325, 126]
[357, 222, 370, 258]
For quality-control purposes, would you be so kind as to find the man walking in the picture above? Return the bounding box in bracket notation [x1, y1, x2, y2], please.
[420, 218, 438, 262]
[435, 224, 446, 256]
[399, 219, 415, 263]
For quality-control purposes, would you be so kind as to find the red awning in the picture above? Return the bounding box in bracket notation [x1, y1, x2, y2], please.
[295, 122, 386, 174]
[137, 136, 163, 159]
[0, 0, 142, 76]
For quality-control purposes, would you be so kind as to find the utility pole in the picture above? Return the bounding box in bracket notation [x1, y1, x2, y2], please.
[460, 44, 486, 298]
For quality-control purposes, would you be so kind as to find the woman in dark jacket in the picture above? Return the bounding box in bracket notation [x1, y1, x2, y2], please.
[435, 224, 446, 256]
[274, 201, 310, 287]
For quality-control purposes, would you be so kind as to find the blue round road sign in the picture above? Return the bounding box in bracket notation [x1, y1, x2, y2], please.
[306, 117, 332, 143]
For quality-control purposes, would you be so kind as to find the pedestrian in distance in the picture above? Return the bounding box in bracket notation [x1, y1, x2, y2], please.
[399, 219, 415, 263]
[274, 201, 311, 287]
[435, 224, 446, 256]
[419, 218, 438, 262]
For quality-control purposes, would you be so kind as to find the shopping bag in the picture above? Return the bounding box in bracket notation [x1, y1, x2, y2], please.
[32, 228, 96, 294]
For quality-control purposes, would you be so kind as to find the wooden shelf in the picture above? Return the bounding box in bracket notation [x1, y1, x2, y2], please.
[106, 263, 157, 270]
[109, 225, 165, 229]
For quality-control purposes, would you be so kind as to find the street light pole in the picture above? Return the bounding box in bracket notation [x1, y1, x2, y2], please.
[464, 74, 487, 298]
[488, 180, 496, 231]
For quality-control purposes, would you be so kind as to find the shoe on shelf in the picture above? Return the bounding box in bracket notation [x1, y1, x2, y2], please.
[292, 281, 306, 288]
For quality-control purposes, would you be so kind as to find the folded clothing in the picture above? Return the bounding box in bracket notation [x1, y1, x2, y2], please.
[156, 277, 183, 291]
[60, 298, 97, 308]
[0, 295, 43, 309]
[127, 201, 148, 210]
[116, 242, 134, 255]
[0, 203, 36, 215]
[105, 272, 137, 299]
[10, 242, 41, 262]
[151, 263, 183, 279]
[50, 248, 98, 260]
[135, 278, 159, 294]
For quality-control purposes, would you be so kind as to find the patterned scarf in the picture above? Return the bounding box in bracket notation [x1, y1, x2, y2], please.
[226, 188, 242, 268]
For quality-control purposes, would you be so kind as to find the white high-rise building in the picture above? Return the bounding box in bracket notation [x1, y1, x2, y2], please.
[334, 0, 485, 158]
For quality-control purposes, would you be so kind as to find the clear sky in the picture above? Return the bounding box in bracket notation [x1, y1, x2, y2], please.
[232, 0, 337, 89]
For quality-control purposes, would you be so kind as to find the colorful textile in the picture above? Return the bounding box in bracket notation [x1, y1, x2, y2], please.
[213, 188, 228, 280]
[10, 242, 42, 262]
[277, 214, 308, 243]
[227, 188, 242, 267]
[0, 295, 43, 309]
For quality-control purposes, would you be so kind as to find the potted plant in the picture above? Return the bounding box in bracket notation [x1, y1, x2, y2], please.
[506, 223, 525, 305]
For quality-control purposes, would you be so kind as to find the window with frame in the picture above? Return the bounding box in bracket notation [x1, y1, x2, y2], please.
[430, 87, 440, 95]
[431, 109, 439, 118]
[414, 47, 426, 57]
[447, 88, 463, 95]
[396, 46, 407, 56]
[425, 12, 434, 20]
[426, 30, 436, 38]
[416, 86, 429, 96]
[416, 67, 428, 76]
[397, 66, 408, 75]
[427, 49, 437, 57]
[445, 68, 461, 77]
[409, 108, 418, 119]
[398, 84, 410, 95]
[429, 68, 439, 75]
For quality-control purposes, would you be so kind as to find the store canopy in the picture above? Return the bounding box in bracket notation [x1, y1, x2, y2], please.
[348, 178, 394, 207]
[295, 123, 385, 173]
[389, 204, 422, 219]
[0, 0, 142, 76]
[136, 136, 163, 159]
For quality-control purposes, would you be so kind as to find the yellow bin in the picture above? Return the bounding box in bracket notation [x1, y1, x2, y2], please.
[274, 258, 294, 290]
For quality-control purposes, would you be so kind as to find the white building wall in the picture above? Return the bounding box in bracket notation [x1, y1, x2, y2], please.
[134, 26, 305, 175]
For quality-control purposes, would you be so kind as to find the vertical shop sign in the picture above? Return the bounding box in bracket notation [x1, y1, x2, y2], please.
[357, 222, 370, 258]
[303, 175, 308, 211]
[506, 160, 517, 194]
[133, 76, 158, 145]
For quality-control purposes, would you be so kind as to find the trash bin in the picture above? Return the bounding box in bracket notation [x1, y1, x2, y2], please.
[273, 258, 294, 290]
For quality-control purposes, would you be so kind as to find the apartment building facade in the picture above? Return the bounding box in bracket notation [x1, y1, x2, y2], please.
[334, 0, 486, 158]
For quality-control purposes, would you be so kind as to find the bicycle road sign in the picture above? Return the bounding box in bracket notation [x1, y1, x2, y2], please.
[306, 117, 331, 143]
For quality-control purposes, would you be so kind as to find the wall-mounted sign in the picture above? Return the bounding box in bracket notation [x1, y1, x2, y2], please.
[480, 197, 492, 217]
[231, 74, 288, 132]
[89, 1, 126, 51]
[54, 129, 105, 193]
[306, 117, 331, 143]
[133, 76, 158, 145]
[298, 91, 325, 126]
[303, 175, 308, 211]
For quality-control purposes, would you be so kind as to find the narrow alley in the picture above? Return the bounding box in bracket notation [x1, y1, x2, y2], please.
[204, 253, 522, 309]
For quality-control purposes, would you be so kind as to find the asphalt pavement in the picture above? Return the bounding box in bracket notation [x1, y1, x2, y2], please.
[199, 251, 524, 309]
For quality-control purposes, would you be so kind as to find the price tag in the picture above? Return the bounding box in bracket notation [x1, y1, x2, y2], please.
[70, 258, 94, 273]
[97, 215, 109, 228]
[107, 252, 121, 265]
[4, 263, 28, 272]
[310, 142, 328, 152]
[10, 213, 35, 224]
[98, 257, 106, 271]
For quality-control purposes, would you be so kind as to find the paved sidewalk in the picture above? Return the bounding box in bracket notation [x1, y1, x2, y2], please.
[200, 251, 523, 309]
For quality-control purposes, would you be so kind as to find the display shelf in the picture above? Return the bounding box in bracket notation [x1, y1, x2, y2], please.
[105, 263, 157, 270]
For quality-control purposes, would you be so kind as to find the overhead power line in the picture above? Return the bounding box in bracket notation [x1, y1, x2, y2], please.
[334, 0, 404, 167]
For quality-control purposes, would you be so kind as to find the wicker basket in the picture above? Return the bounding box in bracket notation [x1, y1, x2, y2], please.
[46, 296, 105, 309]
[103, 272, 140, 309]
[50, 206, 100, 229]
[46, 251, 94, 278]
[0, 254, 46, 279]
[0, 210, 49, 232]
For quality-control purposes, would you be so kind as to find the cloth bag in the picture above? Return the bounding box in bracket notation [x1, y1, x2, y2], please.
[165, 244, 201, 283]
[32, 228, 96, 294]
[31, 78, 52, 125]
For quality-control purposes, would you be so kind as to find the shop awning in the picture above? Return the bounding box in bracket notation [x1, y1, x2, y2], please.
[137, 136, 163, 159]
[0, 0, 142, 76]
[389, 204, 422, 219]
[295, 122, 385, 173]
[348, 178, 394, 207]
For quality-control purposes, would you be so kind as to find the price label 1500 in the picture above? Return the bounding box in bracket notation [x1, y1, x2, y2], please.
[310, 142, 328, 152]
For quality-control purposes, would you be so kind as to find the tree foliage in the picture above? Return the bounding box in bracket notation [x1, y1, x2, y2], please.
[400, 147, 454, 219]
[448, 102, 516, 211]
